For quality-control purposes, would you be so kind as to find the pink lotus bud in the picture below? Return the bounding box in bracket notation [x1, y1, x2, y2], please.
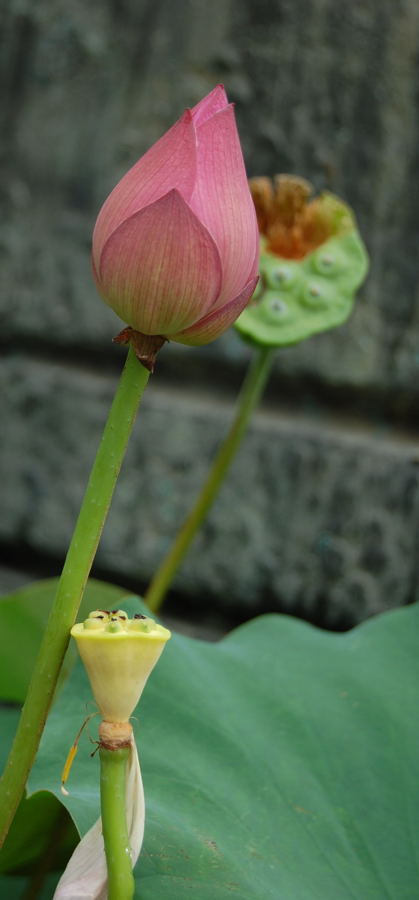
[92, 86, 259, 351]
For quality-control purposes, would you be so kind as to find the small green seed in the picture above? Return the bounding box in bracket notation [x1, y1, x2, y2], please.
[107, 621, 123, 633]
[83, 618, 104, 630]
[273, 268, 289, 283]
[269, 298, 287, 315]
[309, 285, 322, 297]
[129, 617, 154, 633]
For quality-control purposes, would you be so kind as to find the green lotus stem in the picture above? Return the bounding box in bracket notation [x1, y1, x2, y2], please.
[0, 346, 150, 849]
[100, 747, 134, 900]
[146, 344, 276, 613]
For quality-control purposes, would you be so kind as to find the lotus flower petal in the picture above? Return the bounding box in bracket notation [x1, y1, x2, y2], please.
[190, 83, 228, 126]
[172, 277, 259, 345]
[189, 105, 259, 309]
[98, 189, 222, 335]
[92, 87, 259, 351]
[92, 110, 197, 270]
[54, 739, 144, 900]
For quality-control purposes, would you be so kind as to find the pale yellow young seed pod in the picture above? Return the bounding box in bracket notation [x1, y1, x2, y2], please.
[55, 611, 169, 899]
[71, 611, 171, 723]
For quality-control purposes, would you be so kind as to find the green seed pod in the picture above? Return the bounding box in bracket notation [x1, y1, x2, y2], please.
[71, 611, 171, 722]
[235, 180, 368, 348]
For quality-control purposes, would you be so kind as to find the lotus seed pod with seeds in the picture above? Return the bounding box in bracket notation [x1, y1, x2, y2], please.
[235, 176, 368, 347]
[55, 610, 170, 900]
[71, 611, 171, 722]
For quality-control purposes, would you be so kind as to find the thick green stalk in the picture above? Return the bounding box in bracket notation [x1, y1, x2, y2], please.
[100, 747, 134, 900]
[145, 345, 276, 613]
[0, 347, 149, 848]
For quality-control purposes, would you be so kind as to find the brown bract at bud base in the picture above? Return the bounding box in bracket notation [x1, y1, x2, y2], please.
[113, 327, 167, 372]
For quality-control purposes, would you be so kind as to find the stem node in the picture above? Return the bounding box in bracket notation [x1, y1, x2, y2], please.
[99, 721, 133, 751]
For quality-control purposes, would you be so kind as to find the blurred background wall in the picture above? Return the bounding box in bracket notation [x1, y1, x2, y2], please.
[1, 0, 418, 631]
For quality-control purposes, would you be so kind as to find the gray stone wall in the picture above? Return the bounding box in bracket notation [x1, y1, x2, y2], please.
[1, 0, 419, 628]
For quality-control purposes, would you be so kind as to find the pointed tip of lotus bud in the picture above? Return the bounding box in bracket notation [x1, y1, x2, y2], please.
[71, 611, 171, 723]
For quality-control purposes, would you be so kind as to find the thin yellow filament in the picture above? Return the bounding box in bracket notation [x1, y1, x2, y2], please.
[61, 713, 97, 795]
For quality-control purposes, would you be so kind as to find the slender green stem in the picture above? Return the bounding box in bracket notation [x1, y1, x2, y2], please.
[100, 747, 134, 900]
[0, 347, 149, 848]
[145, 345, 276, 613]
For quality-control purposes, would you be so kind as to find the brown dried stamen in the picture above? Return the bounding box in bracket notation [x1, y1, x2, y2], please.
[250, 174, 337, 260]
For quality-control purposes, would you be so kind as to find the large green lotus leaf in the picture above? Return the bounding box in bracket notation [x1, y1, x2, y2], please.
[0, 872, 60, 898]
[0, 791, 78, 875]
[235, 228, 368, 347]
[28, 596, 419, 899]
[0, 578, 129, 703]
